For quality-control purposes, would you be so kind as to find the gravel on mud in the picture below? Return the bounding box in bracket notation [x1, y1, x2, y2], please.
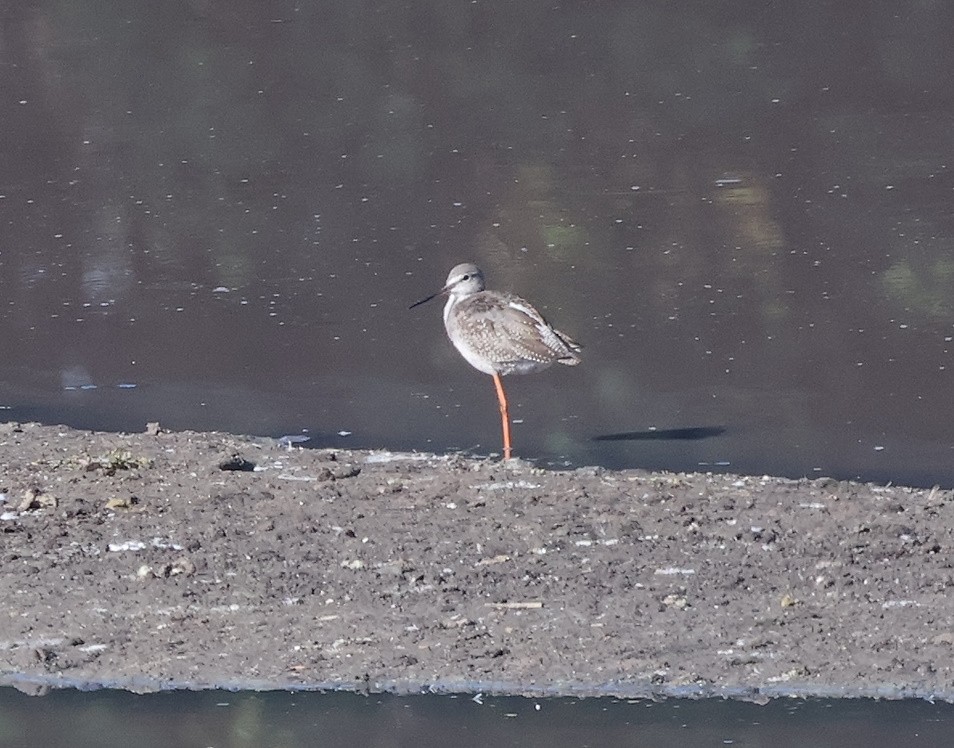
[1, 421, 952, 701]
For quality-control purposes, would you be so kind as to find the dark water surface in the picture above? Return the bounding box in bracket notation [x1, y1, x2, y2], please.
[3, 2, 954, 484]
[2, 688, 954, 748]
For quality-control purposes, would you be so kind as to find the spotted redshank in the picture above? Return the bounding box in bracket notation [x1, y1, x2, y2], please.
[410, 262, 581, 459]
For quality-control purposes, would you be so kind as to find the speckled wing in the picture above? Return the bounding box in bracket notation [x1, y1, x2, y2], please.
[449, 292, 581, 375]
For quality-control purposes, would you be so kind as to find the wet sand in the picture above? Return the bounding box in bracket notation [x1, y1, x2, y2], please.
[1, 421, 952, 700]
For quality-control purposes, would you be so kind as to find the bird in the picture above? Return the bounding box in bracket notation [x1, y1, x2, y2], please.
[410, 262, 581, 459]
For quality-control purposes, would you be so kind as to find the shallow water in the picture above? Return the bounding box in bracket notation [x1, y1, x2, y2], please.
[3, 2, 954, 484]
[1, 688, 953, 748]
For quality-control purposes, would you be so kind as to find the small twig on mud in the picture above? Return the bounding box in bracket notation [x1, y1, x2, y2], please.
[485, 601, 543, 610]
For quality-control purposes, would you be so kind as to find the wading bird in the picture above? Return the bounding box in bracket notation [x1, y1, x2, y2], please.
[410, 263, 581, 459]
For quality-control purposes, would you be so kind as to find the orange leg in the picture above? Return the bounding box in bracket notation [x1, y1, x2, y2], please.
[491, 372, 512, 460]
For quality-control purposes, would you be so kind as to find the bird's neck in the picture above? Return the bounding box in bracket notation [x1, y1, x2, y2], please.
[442, 294, 457, 327]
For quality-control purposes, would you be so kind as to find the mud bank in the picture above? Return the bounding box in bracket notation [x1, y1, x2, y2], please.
[1, 422, 952, 700]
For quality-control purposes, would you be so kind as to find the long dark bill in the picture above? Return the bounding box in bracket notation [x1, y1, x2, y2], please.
[409, 290, 441, 309]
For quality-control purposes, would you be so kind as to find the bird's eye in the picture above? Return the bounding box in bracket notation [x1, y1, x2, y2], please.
[461, 274, 470, 280]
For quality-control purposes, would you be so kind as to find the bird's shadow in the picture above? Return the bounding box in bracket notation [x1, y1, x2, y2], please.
[592, 426, 725, 442]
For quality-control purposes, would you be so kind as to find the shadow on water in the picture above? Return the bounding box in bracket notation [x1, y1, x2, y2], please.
[593, 426, 726, 443]
[2, 689, 954, 748]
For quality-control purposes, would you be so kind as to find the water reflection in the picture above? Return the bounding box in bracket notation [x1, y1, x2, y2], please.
[1, 689, 953, 748]
[2, 2, 954, 485]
